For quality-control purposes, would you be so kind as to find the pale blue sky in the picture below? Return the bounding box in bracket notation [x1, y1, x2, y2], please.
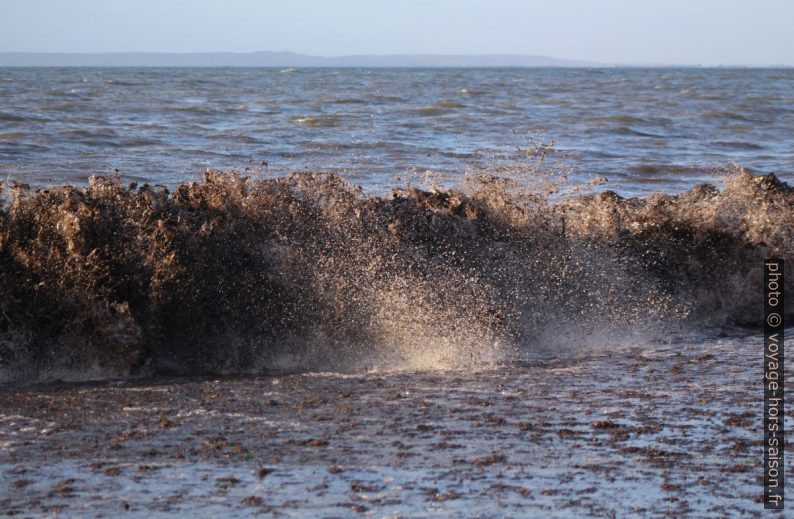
[0, 0, 792, 65]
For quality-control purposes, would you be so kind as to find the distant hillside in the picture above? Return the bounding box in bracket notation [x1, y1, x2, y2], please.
[0, 51, 596, 67]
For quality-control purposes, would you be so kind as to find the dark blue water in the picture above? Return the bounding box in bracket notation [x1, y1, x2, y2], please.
[1, 67, 792, 194]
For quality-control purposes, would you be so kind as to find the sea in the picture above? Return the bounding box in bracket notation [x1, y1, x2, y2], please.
[0, 67, 792, 516]
[1, 67, 793, 193]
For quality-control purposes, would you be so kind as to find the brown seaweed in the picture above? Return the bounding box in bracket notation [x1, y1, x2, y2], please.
[0, 168, 790, 383]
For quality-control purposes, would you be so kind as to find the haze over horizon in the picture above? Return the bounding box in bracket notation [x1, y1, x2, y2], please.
[0, 0, 792, 67]
[0, 51, 600, 68]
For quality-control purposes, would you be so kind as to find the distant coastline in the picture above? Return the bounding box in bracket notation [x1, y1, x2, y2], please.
[1, 51, 788, 68]
[0, 51, 600, 67]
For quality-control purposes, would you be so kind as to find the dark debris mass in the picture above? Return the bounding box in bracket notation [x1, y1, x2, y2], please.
[0, 169, 791, 382]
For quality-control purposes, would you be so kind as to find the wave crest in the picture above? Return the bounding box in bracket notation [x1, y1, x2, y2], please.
[0, 168, 791, 383]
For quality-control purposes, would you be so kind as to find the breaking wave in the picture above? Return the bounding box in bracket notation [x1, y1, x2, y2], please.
[0, 167, 791, 384]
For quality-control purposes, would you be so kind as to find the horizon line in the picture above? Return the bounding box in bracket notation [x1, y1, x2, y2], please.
[0, 51, 790, 68]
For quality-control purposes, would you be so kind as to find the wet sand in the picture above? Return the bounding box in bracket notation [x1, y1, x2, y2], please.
[0, 334, 787, 517]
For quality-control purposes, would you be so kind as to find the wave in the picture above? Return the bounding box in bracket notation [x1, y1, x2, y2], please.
[596, 114, 673, 126]
[0, 112, 26, 122]
[612, 126, 668, 138]
[329, 97, 369, 105]
[289, 115, 339, 127]
[628, 164, 705, 175]
[712, 141, 764, 151]
[409, 101, 468, 116]
[700, 111, 758, 122]
[119, 138, 166, 147]
[0, 112, 48, 123]
[0, 168, 791, 384]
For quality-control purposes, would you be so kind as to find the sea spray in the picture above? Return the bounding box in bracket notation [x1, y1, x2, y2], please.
[0, 167, 791, 383]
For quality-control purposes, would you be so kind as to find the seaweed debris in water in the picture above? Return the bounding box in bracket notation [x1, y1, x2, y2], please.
[0, 168, 791, 383]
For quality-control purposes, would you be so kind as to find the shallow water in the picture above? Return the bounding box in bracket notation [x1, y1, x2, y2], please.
[1, 67, 793, 194]
[1, 333, 789, 517]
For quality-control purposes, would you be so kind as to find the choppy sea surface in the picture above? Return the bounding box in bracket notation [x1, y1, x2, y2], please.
[1, 67, 793, 194]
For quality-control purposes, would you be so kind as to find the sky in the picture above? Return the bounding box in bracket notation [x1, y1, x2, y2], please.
[0, 0, 792, 66]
